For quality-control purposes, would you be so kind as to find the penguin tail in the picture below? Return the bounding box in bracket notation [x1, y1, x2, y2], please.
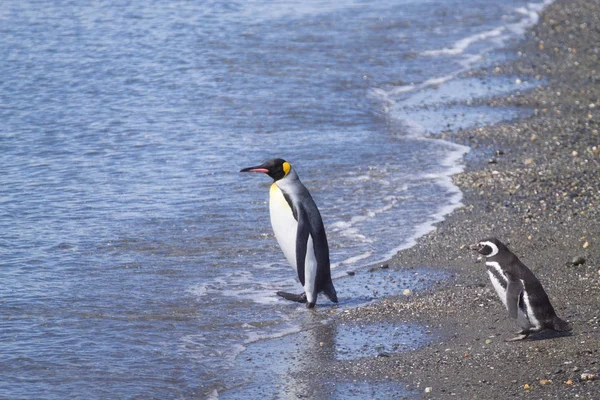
[552, 315, 572, 332]
[322, 281, 338, 303]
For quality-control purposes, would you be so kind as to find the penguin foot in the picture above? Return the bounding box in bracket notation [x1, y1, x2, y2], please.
[276, 291, 307, 303]
[505, 332, 530, 342]
[306, 302, 316, 309]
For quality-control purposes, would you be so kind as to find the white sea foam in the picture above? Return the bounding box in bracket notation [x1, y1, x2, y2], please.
[205, 389, 219, 400]
[371, 0, 553, 104]
[365, 140, 469, 264]
[388, 84, 417, 96]
[188, 268, 299, 304]
[421, 0, 553, 58]
[336, 251, 373, 267]
[244, 323, 304, 345]
[422, 73, 457, 87]
[421, 26, 506, 57]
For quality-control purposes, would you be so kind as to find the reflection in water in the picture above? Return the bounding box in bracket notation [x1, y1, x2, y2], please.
[221, 310, 421, 399]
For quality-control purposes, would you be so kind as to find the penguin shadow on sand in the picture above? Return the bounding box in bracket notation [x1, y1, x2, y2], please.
[471, 237, 573, 342]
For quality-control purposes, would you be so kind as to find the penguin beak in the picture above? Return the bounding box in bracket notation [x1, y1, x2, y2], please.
[240, 166, 269, 173]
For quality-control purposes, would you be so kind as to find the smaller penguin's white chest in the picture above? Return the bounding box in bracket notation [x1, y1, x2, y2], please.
[486, 261, 509, 308]
[269, 183, 299, 271]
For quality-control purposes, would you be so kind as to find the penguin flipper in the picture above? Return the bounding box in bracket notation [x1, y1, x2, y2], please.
[276, 291, 307, 303]
[506, 279, 523, 319]
[294, 208, 311, 287]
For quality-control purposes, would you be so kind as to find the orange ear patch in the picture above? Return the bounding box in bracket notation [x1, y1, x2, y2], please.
[283, 162, 291, 176]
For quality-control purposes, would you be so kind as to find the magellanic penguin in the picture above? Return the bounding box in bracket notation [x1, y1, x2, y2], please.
[472, 237, 571, 341]
[240, 158, 338, 308]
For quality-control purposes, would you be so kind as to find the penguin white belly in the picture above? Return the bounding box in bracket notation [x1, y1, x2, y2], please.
[269, 183, 299, 273]
[486, 262, 508, 308]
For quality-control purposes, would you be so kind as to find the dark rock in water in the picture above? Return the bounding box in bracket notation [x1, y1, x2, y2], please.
[377, 352, 391, 358]
[496, 150, 505, 156]
[571, 256, 586, 266]
[368, 264, 389, 272]
[347, 271, 356, 276]
[488, 158, 498, 164]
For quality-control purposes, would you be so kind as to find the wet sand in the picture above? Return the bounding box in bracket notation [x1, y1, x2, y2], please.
[265, 0, 600, 398]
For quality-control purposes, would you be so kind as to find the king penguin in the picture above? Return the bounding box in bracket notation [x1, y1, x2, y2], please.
[472, 237, 571, 341]
[240, 158, 338, 308]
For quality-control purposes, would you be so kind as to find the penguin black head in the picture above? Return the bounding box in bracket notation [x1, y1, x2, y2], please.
[240, 158, 291, 181]
[471, 237, 509, 258]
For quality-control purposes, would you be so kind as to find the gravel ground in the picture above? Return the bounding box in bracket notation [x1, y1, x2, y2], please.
[287, 1, 600, 398]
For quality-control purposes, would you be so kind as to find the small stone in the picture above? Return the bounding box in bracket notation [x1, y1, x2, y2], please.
[515, 79, 522, 84]
[530, 134, 537, 142]
[523, 383, 531, 390]
[524, 158, 534, 165]
[539, 379, 552, 385]
[572, 150, 578, 157]
[425, 387, 433, 393]
[346, 271, 356, 276]
[571, 256, 586, 266]
[488, 158, 497, 164]
[403, 289, 412, 296]
[485, 339, 493, 345]
[582, 241, 590, 249]
[566, 379, 574, 385]
[496, 150, 505, 155]
[581, 372, 597, 381]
